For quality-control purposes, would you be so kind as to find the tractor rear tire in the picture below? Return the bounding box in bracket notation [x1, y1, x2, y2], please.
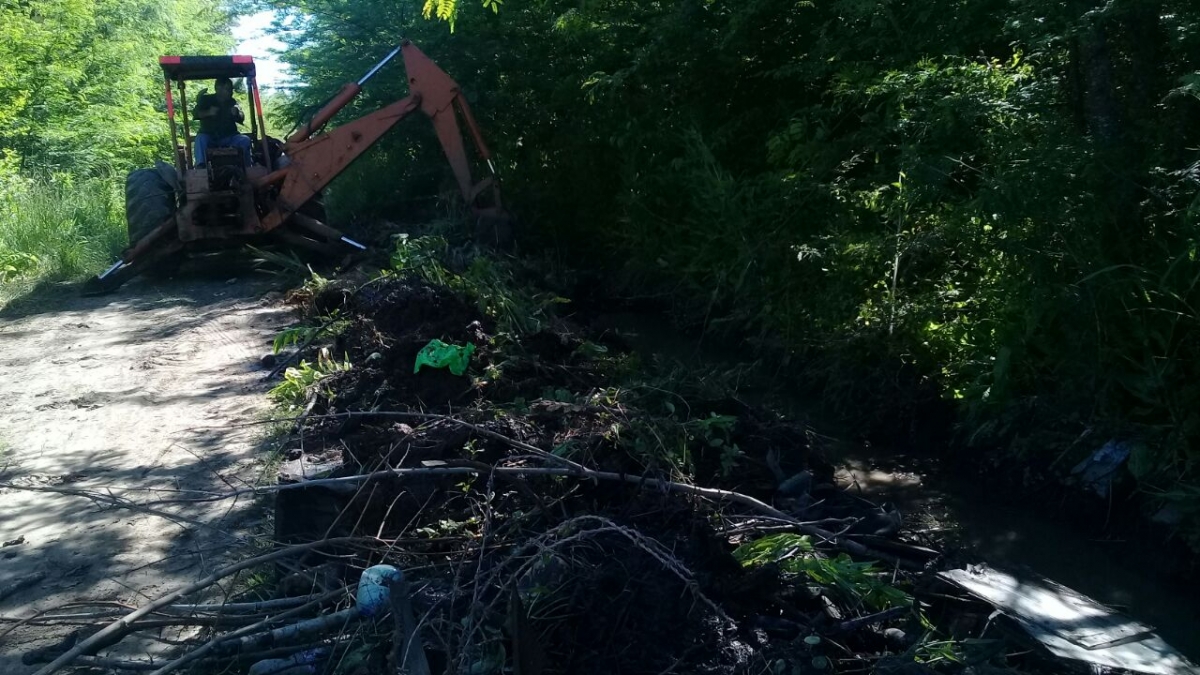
[125, 168, 181, 278]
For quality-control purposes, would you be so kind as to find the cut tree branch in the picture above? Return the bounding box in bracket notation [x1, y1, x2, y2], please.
[31, 537, 378, 675]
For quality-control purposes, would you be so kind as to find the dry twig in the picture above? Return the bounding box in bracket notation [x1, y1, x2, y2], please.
[144, 586, 352, 675]
[31, 536, 379, 675]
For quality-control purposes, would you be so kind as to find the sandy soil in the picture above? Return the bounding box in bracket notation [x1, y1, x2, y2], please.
[0, 274, 292, 672]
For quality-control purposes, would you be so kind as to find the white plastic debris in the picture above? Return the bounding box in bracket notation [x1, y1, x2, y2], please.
[940, 564, 1200, 675]
[1070, 440, 1130, 498]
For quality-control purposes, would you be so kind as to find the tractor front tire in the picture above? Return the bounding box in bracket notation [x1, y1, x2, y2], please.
[125, 168, 181, 278]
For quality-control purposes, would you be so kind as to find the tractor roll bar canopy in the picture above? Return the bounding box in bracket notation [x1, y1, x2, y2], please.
[159, 55, 256, 81]
[157, 55, 267, 172]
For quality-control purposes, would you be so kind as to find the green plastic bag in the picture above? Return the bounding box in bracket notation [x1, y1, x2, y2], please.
[413, 339, 476, 376]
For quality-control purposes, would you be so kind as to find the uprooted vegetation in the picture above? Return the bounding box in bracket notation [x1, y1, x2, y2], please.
[19, 242, 1109, 674]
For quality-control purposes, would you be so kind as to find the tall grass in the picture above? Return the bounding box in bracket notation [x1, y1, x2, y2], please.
[0, 175, 125, 305]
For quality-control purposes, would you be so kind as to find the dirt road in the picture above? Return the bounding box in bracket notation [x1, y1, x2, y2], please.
[0, 276, 291, 671]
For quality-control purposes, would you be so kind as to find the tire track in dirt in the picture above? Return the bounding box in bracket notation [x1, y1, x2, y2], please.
[0, 277, 292, 672]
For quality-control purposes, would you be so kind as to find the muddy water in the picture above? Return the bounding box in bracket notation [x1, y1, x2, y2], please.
[832, 449, 1200, 661]
[592, 311, 1200, 662]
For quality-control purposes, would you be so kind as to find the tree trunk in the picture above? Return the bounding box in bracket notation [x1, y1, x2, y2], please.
[1077, 20, 1121, 149]
[1074, 8, 1139, 254]
[1124, 0, 1165, 118]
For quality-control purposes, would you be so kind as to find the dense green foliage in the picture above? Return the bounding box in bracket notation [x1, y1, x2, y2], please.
[0, 0, 233, 297]
[265, 0, 1200, 542]
[0, 176, 124, 303]
[0, 0, 233, 174]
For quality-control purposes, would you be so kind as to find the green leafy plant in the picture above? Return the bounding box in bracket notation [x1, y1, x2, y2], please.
[732, 533, 813, 567]
[798, 554, 912, 610]
[272, 312, 350, 355]
[734, 534, 911, 610]
[389, 235, 568, 335]
[912, 638, 963, 664]
[269, 348, 351, 409]
[0, 250, 38, 282]
[247, 245, 313, 281]
[414, 516, 481, 538]
[686, 413, 742, 477]
[390, 234, 455, 287]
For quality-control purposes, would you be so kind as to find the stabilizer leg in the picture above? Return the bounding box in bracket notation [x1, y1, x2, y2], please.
[273, 213, 366, 272]
[289, 212, 367, 253]
[82, 218, 182, 296]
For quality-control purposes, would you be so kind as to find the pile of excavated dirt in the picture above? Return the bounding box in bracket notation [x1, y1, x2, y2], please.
[257, 275, 1091, 675]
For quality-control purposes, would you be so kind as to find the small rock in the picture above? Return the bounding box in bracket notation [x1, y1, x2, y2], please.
[882, 627, 909, 648]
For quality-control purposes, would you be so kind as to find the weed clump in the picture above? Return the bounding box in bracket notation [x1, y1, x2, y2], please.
[0, 176, 124, 306]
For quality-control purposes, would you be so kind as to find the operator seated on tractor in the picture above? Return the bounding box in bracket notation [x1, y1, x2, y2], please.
[192, 77, 251, 168]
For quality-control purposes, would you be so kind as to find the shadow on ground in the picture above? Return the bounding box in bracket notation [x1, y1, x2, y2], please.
[0, 268, 296, 672]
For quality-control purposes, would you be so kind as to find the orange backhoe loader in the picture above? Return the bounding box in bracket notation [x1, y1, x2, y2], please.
[85, 41, 510, 294]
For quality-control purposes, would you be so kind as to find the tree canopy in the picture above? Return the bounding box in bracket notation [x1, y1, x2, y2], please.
[262, 0, 1200, 542]
[0, 0, 233, 175]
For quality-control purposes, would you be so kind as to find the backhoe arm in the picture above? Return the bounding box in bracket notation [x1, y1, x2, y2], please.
[256, 41, 506, 233]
